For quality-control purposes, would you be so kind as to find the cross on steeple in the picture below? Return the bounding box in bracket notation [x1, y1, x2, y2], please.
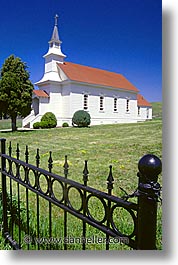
[50, 14, 60, 42]
[43, 14, 66, 65]
[55, 14, 59, 26]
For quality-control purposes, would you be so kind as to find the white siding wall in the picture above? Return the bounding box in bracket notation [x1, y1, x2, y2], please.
[45, 58, 57, 73]
[148, 108, 152, 119]
[59, 83, 71, 125]
[39, 98, 50, 115]
[24, 80, 152, 128]
[38, 84, 62, 117]
[137, 106, 152, 121]
[65, 83, 138, 126]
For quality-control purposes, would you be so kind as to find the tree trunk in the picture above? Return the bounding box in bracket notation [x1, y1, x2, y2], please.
[11, 116, 17, 131]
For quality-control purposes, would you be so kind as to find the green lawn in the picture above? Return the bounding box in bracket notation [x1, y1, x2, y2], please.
[0, 119, 22, 130]
[0, 120, 162, 250]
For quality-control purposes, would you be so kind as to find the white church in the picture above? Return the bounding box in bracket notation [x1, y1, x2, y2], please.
[23, 15, 152, 128]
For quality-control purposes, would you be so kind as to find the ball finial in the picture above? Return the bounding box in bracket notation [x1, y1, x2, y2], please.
[138, 154, 162, 181]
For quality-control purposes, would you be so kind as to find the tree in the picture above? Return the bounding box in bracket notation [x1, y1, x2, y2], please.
[0, 55, 34, 131]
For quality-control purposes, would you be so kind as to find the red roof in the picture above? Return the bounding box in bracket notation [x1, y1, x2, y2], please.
[58, 62, 139, 93]
[137, 94, 151, 107]
[33, 90, 49, 98]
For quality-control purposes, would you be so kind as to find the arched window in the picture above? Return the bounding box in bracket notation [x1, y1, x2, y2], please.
[126, 99, 130, 112]
[114, 98, 117, 112]
[100, 96, 104, 111]
[83, 94, 88, 110]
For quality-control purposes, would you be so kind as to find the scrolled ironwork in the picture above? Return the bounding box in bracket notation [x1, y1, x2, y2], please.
[86, 194, 107, 224]
[11, 161, 18, 178]
[66, 186, 83, 212]
[38, 173, 50, 195]
[18, 165, 26, 182]
[5, 158, 11, 174]
[51, 179, 64, 203]
[27, 168, 36, 188]
[110, 204, 137, 238]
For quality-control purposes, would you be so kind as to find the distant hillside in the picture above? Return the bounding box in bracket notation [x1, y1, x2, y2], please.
[151, 102, 162, 119]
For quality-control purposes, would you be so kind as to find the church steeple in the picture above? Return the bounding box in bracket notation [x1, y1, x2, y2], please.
[49, 15, 61, 48]
[35, 14, 67, 84]
[44, 14, 66, 63]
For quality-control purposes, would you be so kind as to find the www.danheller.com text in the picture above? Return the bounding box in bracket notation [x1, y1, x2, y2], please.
[23, 235, 129, 245]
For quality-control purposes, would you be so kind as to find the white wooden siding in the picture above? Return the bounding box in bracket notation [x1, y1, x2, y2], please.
[24, 80, 152, 128]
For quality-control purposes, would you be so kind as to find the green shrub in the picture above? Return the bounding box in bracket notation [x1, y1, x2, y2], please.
[41, 112, 57, 128]
[72, 110, 91, 127]
[62, 122, 69, 127]
[40, 121, 49, 129]
[33, 122, 41, 129]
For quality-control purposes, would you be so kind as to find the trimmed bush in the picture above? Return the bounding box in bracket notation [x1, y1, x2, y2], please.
[32, 113, 57, 129]
[40, 121, 49, 129]
[33, 122, 41, 129]
[72, 110, 91, 127]
[41, 112, 57, 128]
[62, 122, 69, 127]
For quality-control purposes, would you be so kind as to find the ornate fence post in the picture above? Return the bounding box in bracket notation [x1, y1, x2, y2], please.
[137, 154, 162, 250]
[0, 138, 8, 237]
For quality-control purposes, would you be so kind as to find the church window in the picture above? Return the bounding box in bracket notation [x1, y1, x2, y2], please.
[114, 98, 118, 112]
[126, 99, 130, 112]
[138, 106, 140, 115]
[83, 94, 88, 110]
[100, 96, 104, 111]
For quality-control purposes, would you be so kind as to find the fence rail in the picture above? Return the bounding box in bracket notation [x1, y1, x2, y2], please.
[0, 138, 162, 250]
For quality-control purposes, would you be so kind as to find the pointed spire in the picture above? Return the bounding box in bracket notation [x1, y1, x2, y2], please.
[36, 13, 67, 84]
[50, 14, 61, 43]
[44, 13, 66, 62]
[50, 26, 60, 42]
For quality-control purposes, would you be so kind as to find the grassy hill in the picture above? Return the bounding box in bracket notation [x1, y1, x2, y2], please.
[151, 102, 162, 120]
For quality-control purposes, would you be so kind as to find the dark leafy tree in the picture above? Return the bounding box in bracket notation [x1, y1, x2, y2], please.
[0, 55, 34, 131]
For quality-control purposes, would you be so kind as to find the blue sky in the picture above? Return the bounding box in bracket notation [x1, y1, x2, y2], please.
[0, 0, 162, 102]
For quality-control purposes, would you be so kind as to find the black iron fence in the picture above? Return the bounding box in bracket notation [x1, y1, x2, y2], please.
[0, 138, 162, 250]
